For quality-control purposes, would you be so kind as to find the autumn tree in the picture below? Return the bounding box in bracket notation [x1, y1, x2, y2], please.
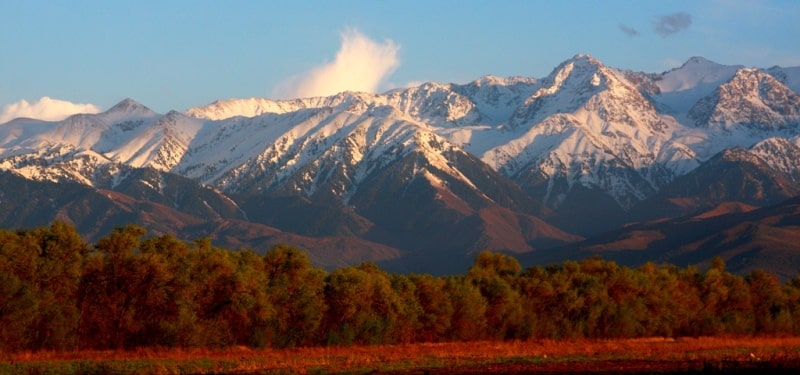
[263, 245, 326, 347]
[634, 263, 697, 337]
[78, 225, 181, 349]
[186, 241, 272, 347]
[694, 257, 754, 335]
[783, 277, 800, 334]
[468, 251, 527, 339]
[16, 222, 88, 350]
[443, 276, 487, 341]
[0, 250, 38, 350]
[409, 274, 453, 342]
[322, 263, 404, 345]
[747, 269, 792, 334]
[389, 274, 422, 343]
[517, 266, 561, 338]
[7, 222, 800, 350]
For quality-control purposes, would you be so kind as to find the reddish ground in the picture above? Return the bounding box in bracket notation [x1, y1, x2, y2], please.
[5, 336, 800, 374]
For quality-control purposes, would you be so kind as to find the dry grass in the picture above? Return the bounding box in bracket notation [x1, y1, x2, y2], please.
[3, 336, 800, 374]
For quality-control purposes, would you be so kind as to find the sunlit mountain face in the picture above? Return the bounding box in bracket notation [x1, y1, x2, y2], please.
[2, 54, 800, 275]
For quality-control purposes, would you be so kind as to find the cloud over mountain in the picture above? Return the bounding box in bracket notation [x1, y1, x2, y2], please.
[655, 12, 692, 37]
[0, 97, 101, 123]
[275, 28, 400, 99]
[618, 24, 640, 37]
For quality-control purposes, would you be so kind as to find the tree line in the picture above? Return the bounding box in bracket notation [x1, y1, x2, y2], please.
[1, 222, 800, 352]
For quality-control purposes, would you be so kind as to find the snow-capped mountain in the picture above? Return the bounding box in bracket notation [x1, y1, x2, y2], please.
[631, 140, 800, 223]
[482, 55, 697, 213]
[688, 68, 800, 130]
[750, 137, 800, 181]
[187, 76, 539, 127]
[631, 56, 744, 116]
[766, 65, 800, 94]
[2, 54, 800, 271]
[0, 99, 202, 185]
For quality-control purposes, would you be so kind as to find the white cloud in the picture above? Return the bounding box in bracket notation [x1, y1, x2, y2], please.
[0, 97, 101, 123]
[275, 28, 400, 99]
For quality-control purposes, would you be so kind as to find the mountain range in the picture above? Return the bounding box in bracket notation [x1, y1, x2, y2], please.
[2, 54, 800, 276]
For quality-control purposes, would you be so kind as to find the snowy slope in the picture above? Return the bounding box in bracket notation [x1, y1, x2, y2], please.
[184, 92, 376, 120]
[652, 57, 743, 115]
[182, 109, 424, 196]
[187, 77, 538, 128]
[0, 99, 160, 183]
[481, 55, 697, 208]
[657, 57, 742, 92]
[0, 95, 507, 215]
[749, 137, 800, 181]
[766, 66, 800, 94]
[689, 68, 800, 130]
[2, 55, 800, 217]
[0, 99, 208, 184]
[453, 75, 539, 123]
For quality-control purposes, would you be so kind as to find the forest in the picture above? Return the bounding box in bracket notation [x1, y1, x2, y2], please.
[1, 222, 800, 352]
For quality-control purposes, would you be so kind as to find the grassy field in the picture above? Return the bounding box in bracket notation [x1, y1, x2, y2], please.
[3, 336, 800, 374]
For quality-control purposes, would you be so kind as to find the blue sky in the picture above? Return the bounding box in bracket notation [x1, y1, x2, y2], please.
[1, 0, 799, 119]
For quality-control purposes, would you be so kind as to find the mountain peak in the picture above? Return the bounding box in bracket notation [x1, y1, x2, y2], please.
[506, 53, 644, 129]
[570, 53, 599, 62]
[545, 54, 609, 84]
[186, 97, 280, 120]
[106, 98, 157, 117]
[544, 54, 605, 83]
[716, 146, 759, 163]
[688, 67, 800, 129]
[473, 74, 504, 85]
[752, 136, 796, 150]
[733, 67, 760, 76]
[656, 57, 743, 96]
[562, 54, 604, 70]
[682, 56, 719, 67]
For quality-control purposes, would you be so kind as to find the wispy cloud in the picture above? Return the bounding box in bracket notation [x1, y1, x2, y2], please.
[0, 97, 101, 123]
[655, 12, 692, 37]
[618, 24, 640, 37]
[275, 28, 400, 99]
